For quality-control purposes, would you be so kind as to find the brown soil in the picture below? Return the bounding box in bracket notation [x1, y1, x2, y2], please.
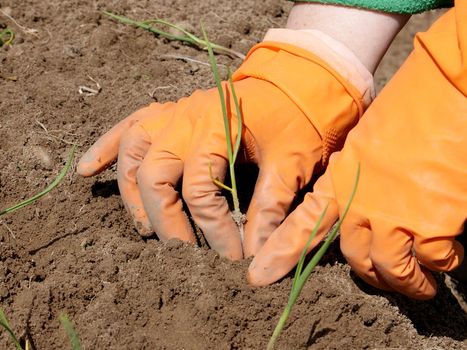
[1, 1, 466, 349]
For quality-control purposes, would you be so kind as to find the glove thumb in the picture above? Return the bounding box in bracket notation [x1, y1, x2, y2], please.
[247, 171, 338, 286]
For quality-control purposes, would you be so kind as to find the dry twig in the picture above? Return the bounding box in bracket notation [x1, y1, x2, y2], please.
[78, 75, 102, 96]
[0, 9, 39, 37]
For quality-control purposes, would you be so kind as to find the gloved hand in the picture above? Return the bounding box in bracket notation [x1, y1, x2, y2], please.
[77, 33, 371, 260]
[248, 2, 467, 299]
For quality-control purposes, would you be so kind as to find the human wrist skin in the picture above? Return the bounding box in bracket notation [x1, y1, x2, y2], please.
[263, 28, 375, 107]
[286, 3, 410, 74]
[288, 0, 453, 14]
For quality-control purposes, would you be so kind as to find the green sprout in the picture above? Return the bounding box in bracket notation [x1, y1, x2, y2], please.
[103, 11, 245, 60]
[59, 314, 82, 350]
[268, 164, 360, 350]
[0, 28, 14, 47]
[201, 24, 245, 237]
[0, 147, 75, 348]
[0, 146, 76, 217]
[0, 309, 23, 350]
[0, 309, 82, 350]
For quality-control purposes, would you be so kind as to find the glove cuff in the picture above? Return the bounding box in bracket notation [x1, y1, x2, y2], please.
[263, 28, 375, 107]
[233, 37, 369, 163]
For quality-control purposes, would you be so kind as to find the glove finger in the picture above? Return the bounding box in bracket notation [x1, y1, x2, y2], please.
[78, 103, 172, 176]
[414, 236, 464, 272]
[243, 146, 321, 257]
[370, 223, 437, 299]
[247, 171, 338, 286]
[116, 123, 152, 236]
[137, 147, 196, 243]
[182, 110, 243, 261]
[340, 218, 393, 291]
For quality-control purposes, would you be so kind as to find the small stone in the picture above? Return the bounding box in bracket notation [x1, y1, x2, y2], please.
[63, 44, 82, 58]
[0, 284, 9, 298]
[80, 238, 94, 249]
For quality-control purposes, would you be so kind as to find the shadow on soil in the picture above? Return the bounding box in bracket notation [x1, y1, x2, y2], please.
[91, 179, 120, 198]
[87, 164, 467, 343]
[351, 270, 467, 341]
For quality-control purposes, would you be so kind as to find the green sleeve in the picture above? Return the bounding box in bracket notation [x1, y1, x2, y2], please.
[288, 0, 453, 14]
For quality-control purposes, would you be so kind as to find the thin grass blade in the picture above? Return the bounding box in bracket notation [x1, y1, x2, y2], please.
[268, 164, 360, 350]
[202, 24, 243, 225]
[209, 162, 233, 191]
[0, 309, 23, 350]
[267, 203, 330, 350]
[201, 24, 233, 164]
[59, 314, 82, 350]
[227, 67, 243, 164]
[293, 163, 360, 302]
[104, 12, 245, 59]
[291, 203, 329, 293]
[0, 28, 14, 47]
[104, 11, 184, 42]
[144, 19, 201, 43]
[0, 145, 76, 217]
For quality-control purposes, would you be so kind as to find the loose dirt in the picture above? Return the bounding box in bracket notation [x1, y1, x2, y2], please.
[1, 1, 466, 349]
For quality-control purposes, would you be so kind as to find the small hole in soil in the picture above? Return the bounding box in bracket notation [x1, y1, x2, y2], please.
[91, 180, 120, 198]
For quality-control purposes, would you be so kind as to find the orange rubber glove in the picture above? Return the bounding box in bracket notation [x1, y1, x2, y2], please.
[248, 2, 467, 299]
[77, 36, 370, 260]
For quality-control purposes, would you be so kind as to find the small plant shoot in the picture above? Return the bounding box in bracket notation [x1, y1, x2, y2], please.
[0, 309, 23, 350]
[0, 28, 14, 47]
[268, 164, 360, 350]
[104, 12, 245, 59]
[201, 24, 246, 240]
[0, 146, 76, 217]
[59, 314, 82, 350]
[0, 309, 82, 350]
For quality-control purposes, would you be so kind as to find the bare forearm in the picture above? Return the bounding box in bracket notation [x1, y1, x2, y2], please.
[286, 3, 410, 73]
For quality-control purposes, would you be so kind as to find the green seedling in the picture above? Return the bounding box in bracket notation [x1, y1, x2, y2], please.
[0, 309, 82, 350]
[0, 146, 76, 217]
[0, 147, 75, 349]
[59, 314, 82, 350]
[0, 308, 23, 350]
[268, 164, 360, 350]
[104, 11, 245, 59]
[0, 28, 14, 47]
[202, 24, 245, 237]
